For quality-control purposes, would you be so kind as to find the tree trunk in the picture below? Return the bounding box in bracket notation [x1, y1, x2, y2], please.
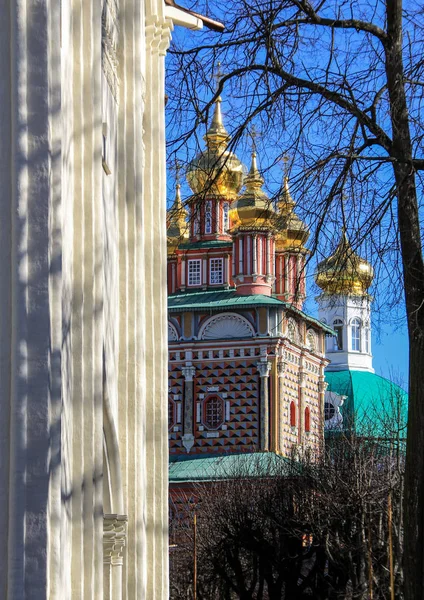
[385, 1, 424, 598]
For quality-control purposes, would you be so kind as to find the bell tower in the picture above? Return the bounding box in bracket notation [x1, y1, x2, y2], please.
[315, 230, 374, 373]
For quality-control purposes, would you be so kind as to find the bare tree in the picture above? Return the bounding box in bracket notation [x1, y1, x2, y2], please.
[169, 431, 405, 599]
[166, 1, 423, 595]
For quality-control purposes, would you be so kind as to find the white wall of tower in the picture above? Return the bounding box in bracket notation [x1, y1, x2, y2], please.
[317, 294, 374, 373]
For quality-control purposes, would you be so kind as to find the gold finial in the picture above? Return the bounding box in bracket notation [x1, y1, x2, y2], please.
[277, 155, 295, 213]
[204, 62, 229, 149]
[244, 127, 264, 190]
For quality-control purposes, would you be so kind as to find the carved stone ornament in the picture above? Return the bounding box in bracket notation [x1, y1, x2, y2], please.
[199, 313, 255, 340]
[168, 322, 178, 341]
[181, 365, 196, 381]
[256, 361, 272, 378]
[277, 361, 287, 377]
[102, 0, 120, 102]
[103, 514, 128, 566]
[145, 16, 174, 57]
[182, 433, 195, 454]
[298, 370, 306, 387]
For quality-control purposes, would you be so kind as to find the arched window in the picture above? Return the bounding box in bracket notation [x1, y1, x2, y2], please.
[324, 401, 336, 421]
[332, 319, 343, 351]
[204, 396, 224, 430]
[223, 202, 229, 232]
[205, 201, 212, 234]
[365, 326, 370, 353]
[290, 401, 296, 427]
[168, 400, 175, 430]
[304, 407, 311, 432]
[351, 318, 361, 351]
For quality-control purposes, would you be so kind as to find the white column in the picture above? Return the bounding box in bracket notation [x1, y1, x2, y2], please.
[181, 258, 186, 288]
[232, 242, 236, 276]
[247, 235, 252, 275]
[253, 235, 257, 274]
[266, 235, 271, 276]
[203, 258, 207, 285]
[238, 237, 244, 273]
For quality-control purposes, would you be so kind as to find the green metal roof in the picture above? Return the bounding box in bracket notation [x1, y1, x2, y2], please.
[169, 452, 293, 483]
[325, 370, 408, 437]
[168, 289, 335, 334]
[179, 240, 232, 250]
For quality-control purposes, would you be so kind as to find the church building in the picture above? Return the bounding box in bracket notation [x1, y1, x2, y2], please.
[167, 94, 333, 473]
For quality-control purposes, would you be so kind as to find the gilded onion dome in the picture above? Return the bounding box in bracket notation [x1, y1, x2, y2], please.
[167, 182, 188, 253]
[274, 176, 309, 248]
[186, 96, 244, 198]
[230, 150, 275, 229]
[315, 230, 374, 294]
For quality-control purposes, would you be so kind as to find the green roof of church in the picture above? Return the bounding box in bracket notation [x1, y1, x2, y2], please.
[179, 240, 231, 250]
[168, 289, 334, 334]
[325, 370, 408, 438]
[169, 452, 293, 483]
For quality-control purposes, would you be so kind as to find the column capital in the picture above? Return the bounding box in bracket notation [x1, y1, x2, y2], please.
[181, 365, 196, 381]
[277, 361, 287, 377]
[257, 361, 272, 378]
[103, 514, 128, 567]
[318, 379, 328, 393]
[145, 16, 174, 56]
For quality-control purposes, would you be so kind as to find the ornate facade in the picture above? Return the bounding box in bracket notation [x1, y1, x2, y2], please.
[167, 95, 332, 463]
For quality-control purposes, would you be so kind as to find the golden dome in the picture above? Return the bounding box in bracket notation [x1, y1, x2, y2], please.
[167, 183, 188, 252]
[186, 97, 244, 198]
[230, 150, 275, 229]
[274, 176, 309, 248]
[315, 230, 374, 294]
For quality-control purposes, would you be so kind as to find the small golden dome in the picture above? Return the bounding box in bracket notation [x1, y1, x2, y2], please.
[186, 97, 244, 198]
[167, 183, 188, 252]
[230, 151, 275, 229]
[274, 176, 309, 248]
[315, 230, 374, 294]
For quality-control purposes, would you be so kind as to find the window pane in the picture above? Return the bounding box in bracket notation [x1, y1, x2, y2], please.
[210, 258, 223, 284]
[205, 201, 212, 234]
[351, 319, 361, 351]
[204, 396, 223, 429]
[188, 260, 201, 286]
[223, 202, 229, 232]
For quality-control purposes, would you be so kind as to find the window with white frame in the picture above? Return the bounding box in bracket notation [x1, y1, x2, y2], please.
[210, 258, 223, 285]
[188, 259, 201, 286]
[223, 202, 229, 232]
[205, 201, 212, 234]
[193, 214, 200, 236]
[351, 318, 361, 351]
[333, 319, 344, 351]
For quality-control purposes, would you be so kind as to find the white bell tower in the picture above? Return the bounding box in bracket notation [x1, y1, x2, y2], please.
[315, 231, 374, 373]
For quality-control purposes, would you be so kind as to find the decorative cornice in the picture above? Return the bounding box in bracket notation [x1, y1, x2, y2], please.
[103, 514, 127, 566]
[145, 16, 174, 56]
